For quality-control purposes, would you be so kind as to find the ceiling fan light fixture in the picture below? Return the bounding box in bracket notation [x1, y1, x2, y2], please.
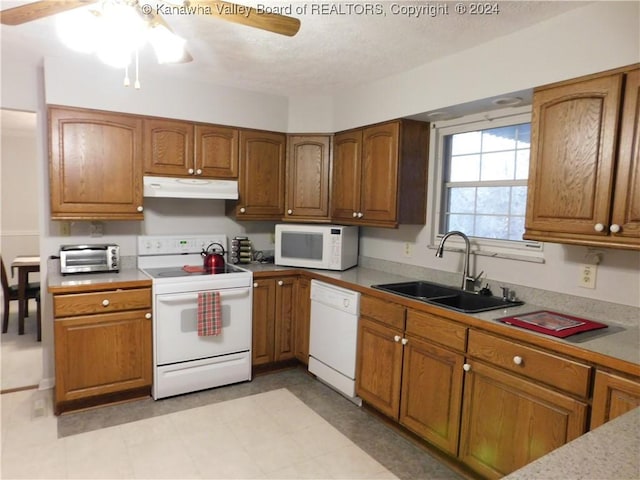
[56, 8, 100, 54]
[148, 24, 186, 64]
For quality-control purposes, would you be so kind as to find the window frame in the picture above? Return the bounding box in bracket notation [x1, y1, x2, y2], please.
[429, 106, 544, 263]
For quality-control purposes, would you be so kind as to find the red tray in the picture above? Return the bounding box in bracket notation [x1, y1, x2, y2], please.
[496, 310, 607, 338]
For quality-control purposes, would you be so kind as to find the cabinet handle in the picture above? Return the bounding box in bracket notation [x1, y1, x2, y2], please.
[145, 313, 152, 319]
[401, 338, 408, 345]
[594, 223, 605, 232]
[463, 363, 471, 372]
[287, 209, 293, 215]
[357, 212, 364, 218]
[239, 207, 246, 213]
[253, 282, 259, 288]
[196, 169, 202, 175]
[188, 168, 194, 174]
[102, 299, 110, 307]
[394, 335, 401, 342]
[137, 206, 144, 212]
[278, 280, 284, 286]
[513, 355, 523, 365]
[610, 224, 621, 233]
[352, 212, 358, 218]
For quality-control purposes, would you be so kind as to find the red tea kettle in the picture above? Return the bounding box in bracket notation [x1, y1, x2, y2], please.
[201, 242, 226, 273]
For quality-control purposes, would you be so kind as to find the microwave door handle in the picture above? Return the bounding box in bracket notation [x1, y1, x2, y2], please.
[157, 288, 251, 304]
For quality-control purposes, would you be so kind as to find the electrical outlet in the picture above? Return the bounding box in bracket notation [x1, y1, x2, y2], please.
[89, 221, 104, 237]
[60, 221, 71, 237]
[578, 264, 597, 289]
[403, 242, 412, 258]
[269, 232, 275, 244]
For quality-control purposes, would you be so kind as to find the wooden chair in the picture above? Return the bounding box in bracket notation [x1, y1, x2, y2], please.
[1, 255, 41, 340]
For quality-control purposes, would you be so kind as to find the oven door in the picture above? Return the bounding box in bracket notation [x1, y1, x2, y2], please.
[154, 286, 252, 365]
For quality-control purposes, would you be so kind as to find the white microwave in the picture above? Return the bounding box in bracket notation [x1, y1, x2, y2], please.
[275, 224, 359, 271]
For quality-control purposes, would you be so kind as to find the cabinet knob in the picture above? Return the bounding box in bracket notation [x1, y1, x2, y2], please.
[401, 338, 408, 345]
[239, 207, 246, 213]
[352, 212, 358, 218]
[278, 280, 284, 286]
[137, 206, 144, 212]
[610, 224, 621, 233]
[594, 223, 605, 232]
[513, 355, 523, 365]
[463, 363, 471, 372]
[394, 335, 401, 342]
[357, 212, 364, 218]
[196, 169, 202, 175]
[102, 299, 110, 307]
[287, 209, 293, 215]
[145, 313, 152, 319]
[188, 168, 194, 174]
[253, 282, 259, 288]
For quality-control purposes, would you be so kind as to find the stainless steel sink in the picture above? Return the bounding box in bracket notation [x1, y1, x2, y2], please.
[372, 281, 524, 313]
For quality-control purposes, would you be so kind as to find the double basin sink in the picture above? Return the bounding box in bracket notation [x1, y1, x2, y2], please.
[372, 281, 524, 314]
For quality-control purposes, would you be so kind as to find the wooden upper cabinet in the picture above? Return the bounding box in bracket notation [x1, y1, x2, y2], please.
[331, 119, 429, 228]
[284, 135, 332, 222]
[524, 65, 639, 249]
[195, 125, 239, 178]
[235, 129, 286, 220]
[143, 118, 194, 176]
[144, 118, 239, 179]
[49, 106, 144, 220]
[332, 129, 363, 222]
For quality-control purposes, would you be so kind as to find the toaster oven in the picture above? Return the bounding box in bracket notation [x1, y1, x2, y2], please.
[59, 244, 120, 275]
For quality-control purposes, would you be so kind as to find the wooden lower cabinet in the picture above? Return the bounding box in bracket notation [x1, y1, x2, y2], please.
[399, 335, 465, 455]
[251, 276, 297, 366]
[590, 370, 640, 429]
[294, 277, 311, 364]
[52, 286, 152, 414]
[458, 360, 588, 479]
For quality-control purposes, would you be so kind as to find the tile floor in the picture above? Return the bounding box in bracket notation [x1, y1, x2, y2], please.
[1, 300, 42, 391]
[1, 367, 465, 480]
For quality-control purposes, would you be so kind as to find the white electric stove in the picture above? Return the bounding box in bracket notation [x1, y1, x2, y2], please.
[137, 234, 253, 400]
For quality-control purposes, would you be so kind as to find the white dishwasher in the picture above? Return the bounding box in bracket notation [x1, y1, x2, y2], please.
[309, 280, 362, 405]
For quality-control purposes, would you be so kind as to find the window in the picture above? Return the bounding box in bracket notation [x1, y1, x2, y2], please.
[432, 109, 542, 261]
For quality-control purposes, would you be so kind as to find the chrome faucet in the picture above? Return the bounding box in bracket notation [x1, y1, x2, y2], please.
[435, 231, 481, 292]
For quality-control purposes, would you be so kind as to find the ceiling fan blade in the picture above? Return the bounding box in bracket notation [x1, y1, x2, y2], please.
[0, 0, 97, 25]
[191, 1, 300, 37]
[146, 12, 194, 63]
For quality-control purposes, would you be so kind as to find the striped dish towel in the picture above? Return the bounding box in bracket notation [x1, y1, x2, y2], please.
[197, 291, 222, 336]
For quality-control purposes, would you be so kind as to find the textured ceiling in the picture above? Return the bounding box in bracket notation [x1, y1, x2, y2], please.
[1, 1, 588, 97]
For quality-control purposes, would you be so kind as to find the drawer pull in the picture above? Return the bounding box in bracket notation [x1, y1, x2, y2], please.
[278, 280, 284, 286]
[513, 355, 523, 365]
[101, 299, 110, 307]
[463, 363, 471, 372]
[394, 335, 401, 342]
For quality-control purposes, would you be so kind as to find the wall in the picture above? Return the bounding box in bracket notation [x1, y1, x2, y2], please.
[0, 121, 40, 271]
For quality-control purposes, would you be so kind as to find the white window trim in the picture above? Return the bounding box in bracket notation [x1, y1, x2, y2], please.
[428, 106, 545, 264]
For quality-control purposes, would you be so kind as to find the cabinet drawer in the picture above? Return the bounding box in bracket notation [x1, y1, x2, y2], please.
[467, 329, 591, 398]
[406, 309, 467, 352]
[54, 288, 151, 317]
[361, 295, 405, 330]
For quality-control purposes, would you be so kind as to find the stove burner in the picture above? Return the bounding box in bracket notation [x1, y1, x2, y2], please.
[144, 264, 247, 279]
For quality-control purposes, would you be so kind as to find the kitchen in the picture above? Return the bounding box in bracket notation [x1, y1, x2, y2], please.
[1, 0, 639, 479]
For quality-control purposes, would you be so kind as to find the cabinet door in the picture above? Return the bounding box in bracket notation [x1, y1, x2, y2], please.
[237, 130, 286, 219]
[295, 277, 311, 364]
[459, 361, 588, 479]
[590, 370, 640, 429]
[285, 135, 332, 221]
[274, 277, 296, 361]
[360, 122, 400, 224]
[54, 310, 152, 404]
[143, 118, 194, 176]
[195, 125, 239, 178]
[399, 335, 464, 455]
[331, 130, 362, 222]
[251, 278, 276, 366]
[525, 74, 623, 238]
[49, 107, 143, 220]
[611, 68, 640, 244]
[356, 317, 404, 419]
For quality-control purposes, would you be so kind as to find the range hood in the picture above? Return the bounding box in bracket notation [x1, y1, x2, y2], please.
[143, 176, 238, 200]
